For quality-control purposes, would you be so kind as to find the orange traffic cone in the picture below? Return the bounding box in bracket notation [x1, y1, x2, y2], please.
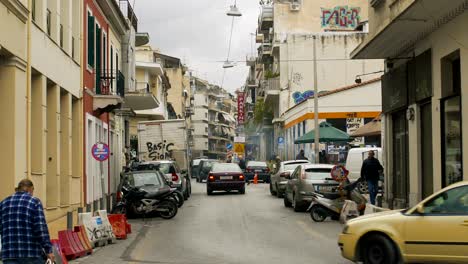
[253, 173, 258, 184]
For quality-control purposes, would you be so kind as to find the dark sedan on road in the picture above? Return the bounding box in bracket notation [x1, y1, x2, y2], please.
[244, 161, 270, 183]
[207, 163, 245, 195]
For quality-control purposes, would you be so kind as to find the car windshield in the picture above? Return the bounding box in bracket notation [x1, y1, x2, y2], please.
[212, 163, 242, 173]
[127, 172, 163, 187]
[304, 168, 332, 180]
[247, 161, 267, 167]
[284, 162, 309, 171]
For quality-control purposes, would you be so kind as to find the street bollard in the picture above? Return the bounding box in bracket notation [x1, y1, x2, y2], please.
[253, 173, 258, 184]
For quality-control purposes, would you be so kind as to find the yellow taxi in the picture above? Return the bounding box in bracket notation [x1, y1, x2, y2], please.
[338, 181, 468, 264]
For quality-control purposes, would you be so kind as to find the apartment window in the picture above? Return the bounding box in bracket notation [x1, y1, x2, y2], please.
[60, 24, 64, 48]
[72, 37, 75, 59]
[95, 24, 102, 91]
[32, 0, 36, 21]
[46, 9, 51, 36]
[205, 113, 208, 118]
[87, 11, 95, 68]
[205, 127, 208, 133]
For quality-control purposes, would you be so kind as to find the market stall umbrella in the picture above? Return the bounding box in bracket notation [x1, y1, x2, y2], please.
[294, 122, 350, 144]
[350, 114, 382, 137]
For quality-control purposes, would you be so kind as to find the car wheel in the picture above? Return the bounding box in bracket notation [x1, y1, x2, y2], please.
[292, 194, 304, 212]
[358, 181, 369, 194]
[270, 183, 277, 196]
[310, 205, 327, 222]
[283, 194, 292, 207]
[276, 184, 283, 198]
[239, 186, 246, 194]
[362, 234, 398, 264]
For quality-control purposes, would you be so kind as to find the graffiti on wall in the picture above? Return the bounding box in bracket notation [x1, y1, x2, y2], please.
[321, 6, 361, 29]
[146, 141, 175, 160]
[292, 90, 315, 105]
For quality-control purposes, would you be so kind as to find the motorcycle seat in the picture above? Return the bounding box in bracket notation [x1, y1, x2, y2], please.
[321, 192, 343, 200]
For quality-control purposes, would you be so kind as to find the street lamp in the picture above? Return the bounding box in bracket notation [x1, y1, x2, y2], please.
[227, 0, 242, 16]
[223, 60, 236, 68]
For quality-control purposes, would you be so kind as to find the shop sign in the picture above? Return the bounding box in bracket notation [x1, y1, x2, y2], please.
[346, 118, 364, 145]
[234, 143, 245, 155]
[237, 92, 245, 125]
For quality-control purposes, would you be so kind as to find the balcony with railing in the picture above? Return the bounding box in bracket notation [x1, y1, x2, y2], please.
[259, 5, 273, 31]
[118, 0, 138, 31]
[93, 70, 125, 112]
[124, 81, 159, 111]
[263, 77, 280, 103]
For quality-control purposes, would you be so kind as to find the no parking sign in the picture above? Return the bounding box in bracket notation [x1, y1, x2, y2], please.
[92, 142, 110, 162]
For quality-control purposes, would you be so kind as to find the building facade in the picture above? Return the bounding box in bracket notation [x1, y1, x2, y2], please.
[247, 0, 383, 161]
[0, 0, 83, 237]
[352, 0, 468, 208]
[192, 78, 236, 160]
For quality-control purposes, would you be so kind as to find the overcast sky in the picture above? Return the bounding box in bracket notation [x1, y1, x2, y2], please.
[134, 0, 260, 93]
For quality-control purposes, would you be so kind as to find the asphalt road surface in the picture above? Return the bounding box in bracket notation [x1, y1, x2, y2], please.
[76, 180, 351, 264]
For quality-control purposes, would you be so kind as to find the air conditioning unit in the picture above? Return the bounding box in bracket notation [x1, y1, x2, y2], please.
[290, 1, 301, 11]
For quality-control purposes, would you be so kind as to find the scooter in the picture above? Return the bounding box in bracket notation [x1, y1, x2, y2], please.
[308, 179, 367, 222]
[112, 184, 178, 219]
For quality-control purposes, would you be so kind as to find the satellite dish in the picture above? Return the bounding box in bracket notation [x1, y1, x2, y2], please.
[227, 5, 242, 16]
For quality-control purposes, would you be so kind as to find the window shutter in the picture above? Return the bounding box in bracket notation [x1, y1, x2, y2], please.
[87, 14, 95, 67]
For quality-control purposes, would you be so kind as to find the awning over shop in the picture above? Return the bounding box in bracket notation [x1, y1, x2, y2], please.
[350, 115, 382, 137]
[295, 122, 350, 144]
[352, 0, 467, 59]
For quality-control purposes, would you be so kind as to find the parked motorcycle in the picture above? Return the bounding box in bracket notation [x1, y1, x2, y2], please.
[112, 184, 178, 219]
[308, 179, 367, 222]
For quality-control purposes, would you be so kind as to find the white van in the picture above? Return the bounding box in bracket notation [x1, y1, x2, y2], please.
[345, 147, 383, 193]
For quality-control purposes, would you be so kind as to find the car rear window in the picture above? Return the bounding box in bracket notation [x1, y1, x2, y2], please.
[193, 160, 202, 166]
[202, 161, 217, 168]
[247, 161, 267, 167]
[284, 162, 309, 171]
[128, 172, 163, 187]
[158, 163, 175, 174]
[212, 163, 242, 173]
[304, 168, 332, 180]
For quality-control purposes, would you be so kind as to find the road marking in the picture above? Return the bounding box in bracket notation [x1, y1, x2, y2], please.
[296, 220, 332, 241]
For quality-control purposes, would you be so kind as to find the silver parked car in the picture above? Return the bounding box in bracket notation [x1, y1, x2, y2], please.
[270, 160, 311, 198]
[283, 164, 335, 212]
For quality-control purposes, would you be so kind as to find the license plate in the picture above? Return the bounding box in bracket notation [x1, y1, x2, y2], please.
[255, 170, 262, 172]
[220, 176, 233, 180]
[314, 185, 337, 192]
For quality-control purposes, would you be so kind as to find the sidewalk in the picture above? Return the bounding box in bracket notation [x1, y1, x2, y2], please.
[71, 220, 144, 264]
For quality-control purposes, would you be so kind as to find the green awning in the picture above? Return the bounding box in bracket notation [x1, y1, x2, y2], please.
[294, 122, 350, 144]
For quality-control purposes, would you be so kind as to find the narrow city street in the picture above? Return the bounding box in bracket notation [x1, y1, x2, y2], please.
[76, 180, 350, 264]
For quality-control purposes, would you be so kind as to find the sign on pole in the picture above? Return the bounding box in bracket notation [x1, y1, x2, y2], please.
[92, 142, 110, 162]
[234, 143, 245, 155]
[277, 137, 285, 149]
[234, 136, 245, 143]
[226, 143, 233, 151]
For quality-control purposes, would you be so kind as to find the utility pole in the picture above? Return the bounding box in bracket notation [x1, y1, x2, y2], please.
[313, 35, 320, 164]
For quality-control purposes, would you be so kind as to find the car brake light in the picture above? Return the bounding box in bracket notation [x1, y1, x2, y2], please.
[172, 172, 179, 182]
[239, 175, 245, 180]
[208, 174, 215, 181]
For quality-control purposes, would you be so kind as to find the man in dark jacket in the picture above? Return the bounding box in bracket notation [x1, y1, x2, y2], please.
[360, 151, 383, 205]
[296, 150, 308, 161]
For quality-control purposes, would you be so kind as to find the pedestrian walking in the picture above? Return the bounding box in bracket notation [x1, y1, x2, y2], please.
[360, 151, 383, 205]
[0, 179, 54, 264]
[295, 149, 308, 161]
[238, 155, 246, 171]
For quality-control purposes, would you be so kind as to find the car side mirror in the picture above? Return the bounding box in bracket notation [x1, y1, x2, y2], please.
[415, 204, 424, 214]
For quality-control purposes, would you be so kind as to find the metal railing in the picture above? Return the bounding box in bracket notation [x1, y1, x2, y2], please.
[96, 70, 125, 97]
[264, 77, 280, 92]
